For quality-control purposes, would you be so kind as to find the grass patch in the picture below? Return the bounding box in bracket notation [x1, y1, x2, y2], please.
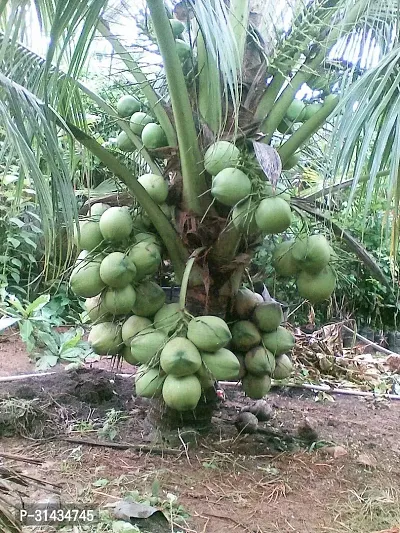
[333, 486, 400, 532]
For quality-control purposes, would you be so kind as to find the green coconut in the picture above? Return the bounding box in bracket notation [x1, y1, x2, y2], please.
[201, 348, 241, 380]
[70, 254, 106, 298]
[162, 374, 202, 411]
[235, 353, 247, 379]
[88, 322, 122, 355]
[211, 168, 252, 206]
[89, 203, 110, 220]
[129, 112, 153, 135]
[204, 141, 240, 176]
[159, 203, 174, 220]
[273, 353, 293, 380]
[131, 281, 166, 317]
[154, 303, 183, 334]
[276, 118, 294, 134]
[231, 197, 259, 234]
[132, 208, 153, 232]
[262, 326, 295, 356]
[130, 327, 167, 364]
[286, 99, 306, 122]
[234, 287, 263, 319]
[116, 95, 141, 117]
[292, 234, 331, 274]
[252, 302, 283, 332]
[103, 285, 136, 316]
[74, 220, 104, 252]
[116, 131, 135, 152]
[175, 39, 191, 61]
[128, 241, 161, 281]
[255, 197, 292, 235]
[120, 343, 139, 365]
[244, 346, 275, 376]
[242, 374, 272, 399]
[196, 364, 215, 390]
[231, 320, 261, 351]
[84, 295, 110, 324]
[296, 266, 336, 304]
[170, 18, 185, 37]
[133, 232, 162, 249]
[303, 102, 323, 121]
[99, 207, 133, 242]
[187, 316, 231, 352]
[272, 240, 299, 277]
[282, 153, 301, 170]
[100, 252, 137, 288]
[138, 173, 168, 205]
[141, 123, 168, 149]
[160, 337, 202, 377]
[135, 367, 165, 398]
[121, 315, 152, 346]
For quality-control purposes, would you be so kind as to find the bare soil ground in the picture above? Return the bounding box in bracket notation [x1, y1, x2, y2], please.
[1, 335, 400, 533]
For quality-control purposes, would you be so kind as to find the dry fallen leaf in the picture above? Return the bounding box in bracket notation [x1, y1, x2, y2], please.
[323, 445, 348, 458]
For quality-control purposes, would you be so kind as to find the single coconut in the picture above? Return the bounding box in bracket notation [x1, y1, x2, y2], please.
[84, 295, 110, 324]
[89, 203, 110, 219]
[296, 266, 336, 304]
[170, 18, 185, 37]
[286, 99, 306, 122]
[234, 287, 263, 319]
[211, 168, 252, 206]
[231, 197, 259, 234]
[187, 315, 231, 352]
[204, 141, 240, 176]
[130, 327, 167, 364]
[160, 337, 202, 376]
[141, 123, 167, 149]
[135, 367, 165, 398]
[129, 112, 153, 135]
[303, 102, 323, 121]
[128, 241, 161, 281]
[121, 315, 152, 346]
[196, 363, 215, 390]
[242, 374, 272, 399]
[70, 254, 105, 298]
[255, 197, 292, 235]
[116, 131, 135, 152]
[116, 95, 141, 117]
[154, 303, 183, 334]
[244, 345, 275, 376]
[131, 281, 166, 317]
[231, 320, 261, 351]
[273, 353, 293, 380]
[88, 322, 122, 355]
[74, 220, 103, 252]
[100, 252, 137, 288]
[133, 232, 162, 249]
[272, 240, 299, 277]
[201, 348, 241, 380]
[120, 343, 139, 365]
[262, 326, 295, 356]
[99, 206, 133, 242]
[175, 39, 191, 61]
[292, 234, 331, 274]
[252, 302, 283, 332]
[138, 173, 169, 205]
[103, 285, 136, 316]
[162, 374, 202, 411]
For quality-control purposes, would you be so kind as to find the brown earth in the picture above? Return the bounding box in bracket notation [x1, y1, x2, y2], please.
[1, 337, 400, 532]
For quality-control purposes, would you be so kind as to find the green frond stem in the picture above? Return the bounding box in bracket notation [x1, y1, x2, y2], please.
[291, 199, 390, 287]
[77, 81, 161, 175]
[97, 18, 177, 147]
[146, 0, 208, 215]
[197, 30, 222, 133]
[278, 96, 339, 164]
[260, 0, 369, 141]
[228, 0, 250, 68]
[254, 72, 285, 121]
[66, 123, 188, 283]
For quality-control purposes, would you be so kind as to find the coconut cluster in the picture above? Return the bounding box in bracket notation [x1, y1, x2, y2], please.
[230, 288, 295, 399]
[272, 234, 337, 304]
[204, 141, 292, 237]
[115, 95, 168, 152]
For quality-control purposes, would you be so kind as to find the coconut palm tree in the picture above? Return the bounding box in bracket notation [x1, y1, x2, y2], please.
[0, 0, 398, 426]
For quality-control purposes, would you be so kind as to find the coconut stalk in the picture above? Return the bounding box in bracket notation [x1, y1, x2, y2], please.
[277, 95, 339, 164]
[197, 30, 222, 133]
[146, 0, 209, 215]
[65, 122, 188, 282]
[97, 19, 177, 147]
